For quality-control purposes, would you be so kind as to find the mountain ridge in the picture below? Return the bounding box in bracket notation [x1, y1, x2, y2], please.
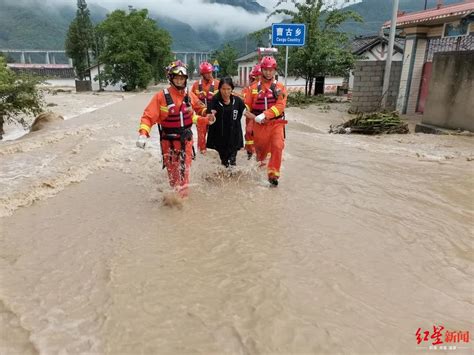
[0, 0, 465, 55]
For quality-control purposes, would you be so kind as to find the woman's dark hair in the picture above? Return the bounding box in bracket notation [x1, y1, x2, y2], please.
[218, 76, 234, 90]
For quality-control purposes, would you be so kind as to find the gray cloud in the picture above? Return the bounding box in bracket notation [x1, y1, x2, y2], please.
[1, 0, 361, 35]
[95, 0, 277, 34]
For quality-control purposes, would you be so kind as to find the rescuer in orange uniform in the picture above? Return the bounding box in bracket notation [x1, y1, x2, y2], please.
[242, 64, 262, 159]
[244, 56, 287, 187]
[191, 62, 220, 154]
[136, 60, 207, 198]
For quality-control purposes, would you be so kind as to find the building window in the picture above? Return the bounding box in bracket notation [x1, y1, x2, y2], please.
[443, 20, 469, 38]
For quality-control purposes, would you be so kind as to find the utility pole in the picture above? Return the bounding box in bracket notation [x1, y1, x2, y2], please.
[381, 0, 400, 109]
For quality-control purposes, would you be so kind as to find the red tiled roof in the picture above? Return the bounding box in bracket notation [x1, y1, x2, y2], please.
[383, 0, 474, 28]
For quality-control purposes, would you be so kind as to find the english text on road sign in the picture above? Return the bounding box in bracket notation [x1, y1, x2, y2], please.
[272, 23, 306, 47]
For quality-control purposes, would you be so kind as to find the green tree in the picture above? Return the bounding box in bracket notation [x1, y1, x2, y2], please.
[65, 0, 94, 80]
[212, 44, 238, 78]
[0, 58, 44, 140]
[269, 0, 362, 95]
[91, 24, 105, 90]
[187, 57, 196, 80]
[97, 9, 173, 91]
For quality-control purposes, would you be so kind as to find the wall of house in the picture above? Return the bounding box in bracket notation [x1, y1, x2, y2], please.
[427, 25, 444, 38]
[236, 60, 258, 87]
[396, 33, 429, 114]
[397, 37, 415, 113]
[280, 76, 345, 93]
[422, 51, 474, 131]
[405, 37, 428, 114]
[90, 65, 122, 91]
[350, 60, 402, 112]
[358, 44, 404, 61]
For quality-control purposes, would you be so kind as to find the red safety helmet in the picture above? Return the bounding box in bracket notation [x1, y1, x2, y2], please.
[199, 62, 213, 74]
[260, 56, 277, 70]
[250, 64, 262, 77]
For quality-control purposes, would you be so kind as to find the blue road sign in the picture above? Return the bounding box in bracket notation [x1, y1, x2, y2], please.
[271, 23, 306, 47]
[213, 65, 220, 72]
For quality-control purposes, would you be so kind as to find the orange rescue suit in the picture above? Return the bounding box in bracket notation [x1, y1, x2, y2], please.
[241, 85, 255, 158]
[139, 86, 206, 197]
[244, 79, 288, 180]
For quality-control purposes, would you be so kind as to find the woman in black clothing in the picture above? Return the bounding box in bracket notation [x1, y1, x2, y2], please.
[206, 77, 246, 167]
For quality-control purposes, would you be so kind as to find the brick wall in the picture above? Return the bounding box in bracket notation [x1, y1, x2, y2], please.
[350, 60, 402, 113]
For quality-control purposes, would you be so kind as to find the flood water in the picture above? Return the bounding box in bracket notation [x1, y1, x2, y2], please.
[0, 92, 473, 354]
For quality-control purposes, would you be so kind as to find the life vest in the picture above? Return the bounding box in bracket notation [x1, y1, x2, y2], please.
[251, 80, 284, 119]
[197, 80, 215, 106]
[158, 89, 195, 168]
[159, 88, 193, 135]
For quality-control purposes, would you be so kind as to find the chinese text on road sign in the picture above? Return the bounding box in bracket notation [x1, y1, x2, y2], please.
[272, 24, 306, 47]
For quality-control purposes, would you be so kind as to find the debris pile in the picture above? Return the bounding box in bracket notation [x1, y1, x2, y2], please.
[330, 112, 409, 135]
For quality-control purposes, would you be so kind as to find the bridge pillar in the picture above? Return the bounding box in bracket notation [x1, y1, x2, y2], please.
[184, 53, 187, 65]
[45, 52, 50, 64]
[28, 55, 32, 64]
[68, 58, 73, 66]
[51, 54, 56, 64]
[20, 52, 26, 64]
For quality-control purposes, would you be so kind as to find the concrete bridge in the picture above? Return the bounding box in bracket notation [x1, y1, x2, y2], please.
[0, 49, 72, 65]
[173, 51, 212, 66]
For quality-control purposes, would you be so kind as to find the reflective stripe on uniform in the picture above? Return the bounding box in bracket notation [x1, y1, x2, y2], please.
[268, 169, 280, 176]
[140, 124, 151, 133]
[192, 114, 198, 124]
[270, 106, 280, 117]
[245, 140, 254, 145]
[160, 106, 169, 113]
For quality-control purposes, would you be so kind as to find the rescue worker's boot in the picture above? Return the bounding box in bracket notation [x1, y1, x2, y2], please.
[268, 177, 279, 187]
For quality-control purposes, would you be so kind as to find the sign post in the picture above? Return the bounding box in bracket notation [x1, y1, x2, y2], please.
[213, 59, 220, 76]
[271, 23, 306, 87]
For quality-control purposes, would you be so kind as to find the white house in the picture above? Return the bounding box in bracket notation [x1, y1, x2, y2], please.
[235, 51, 344, 93]
[89, 64, 123, 91]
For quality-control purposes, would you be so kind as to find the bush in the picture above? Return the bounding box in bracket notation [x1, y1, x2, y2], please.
[0, 58, 44, 139]
[329, 112, 409, 135]
[287, 91, 339, 108]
